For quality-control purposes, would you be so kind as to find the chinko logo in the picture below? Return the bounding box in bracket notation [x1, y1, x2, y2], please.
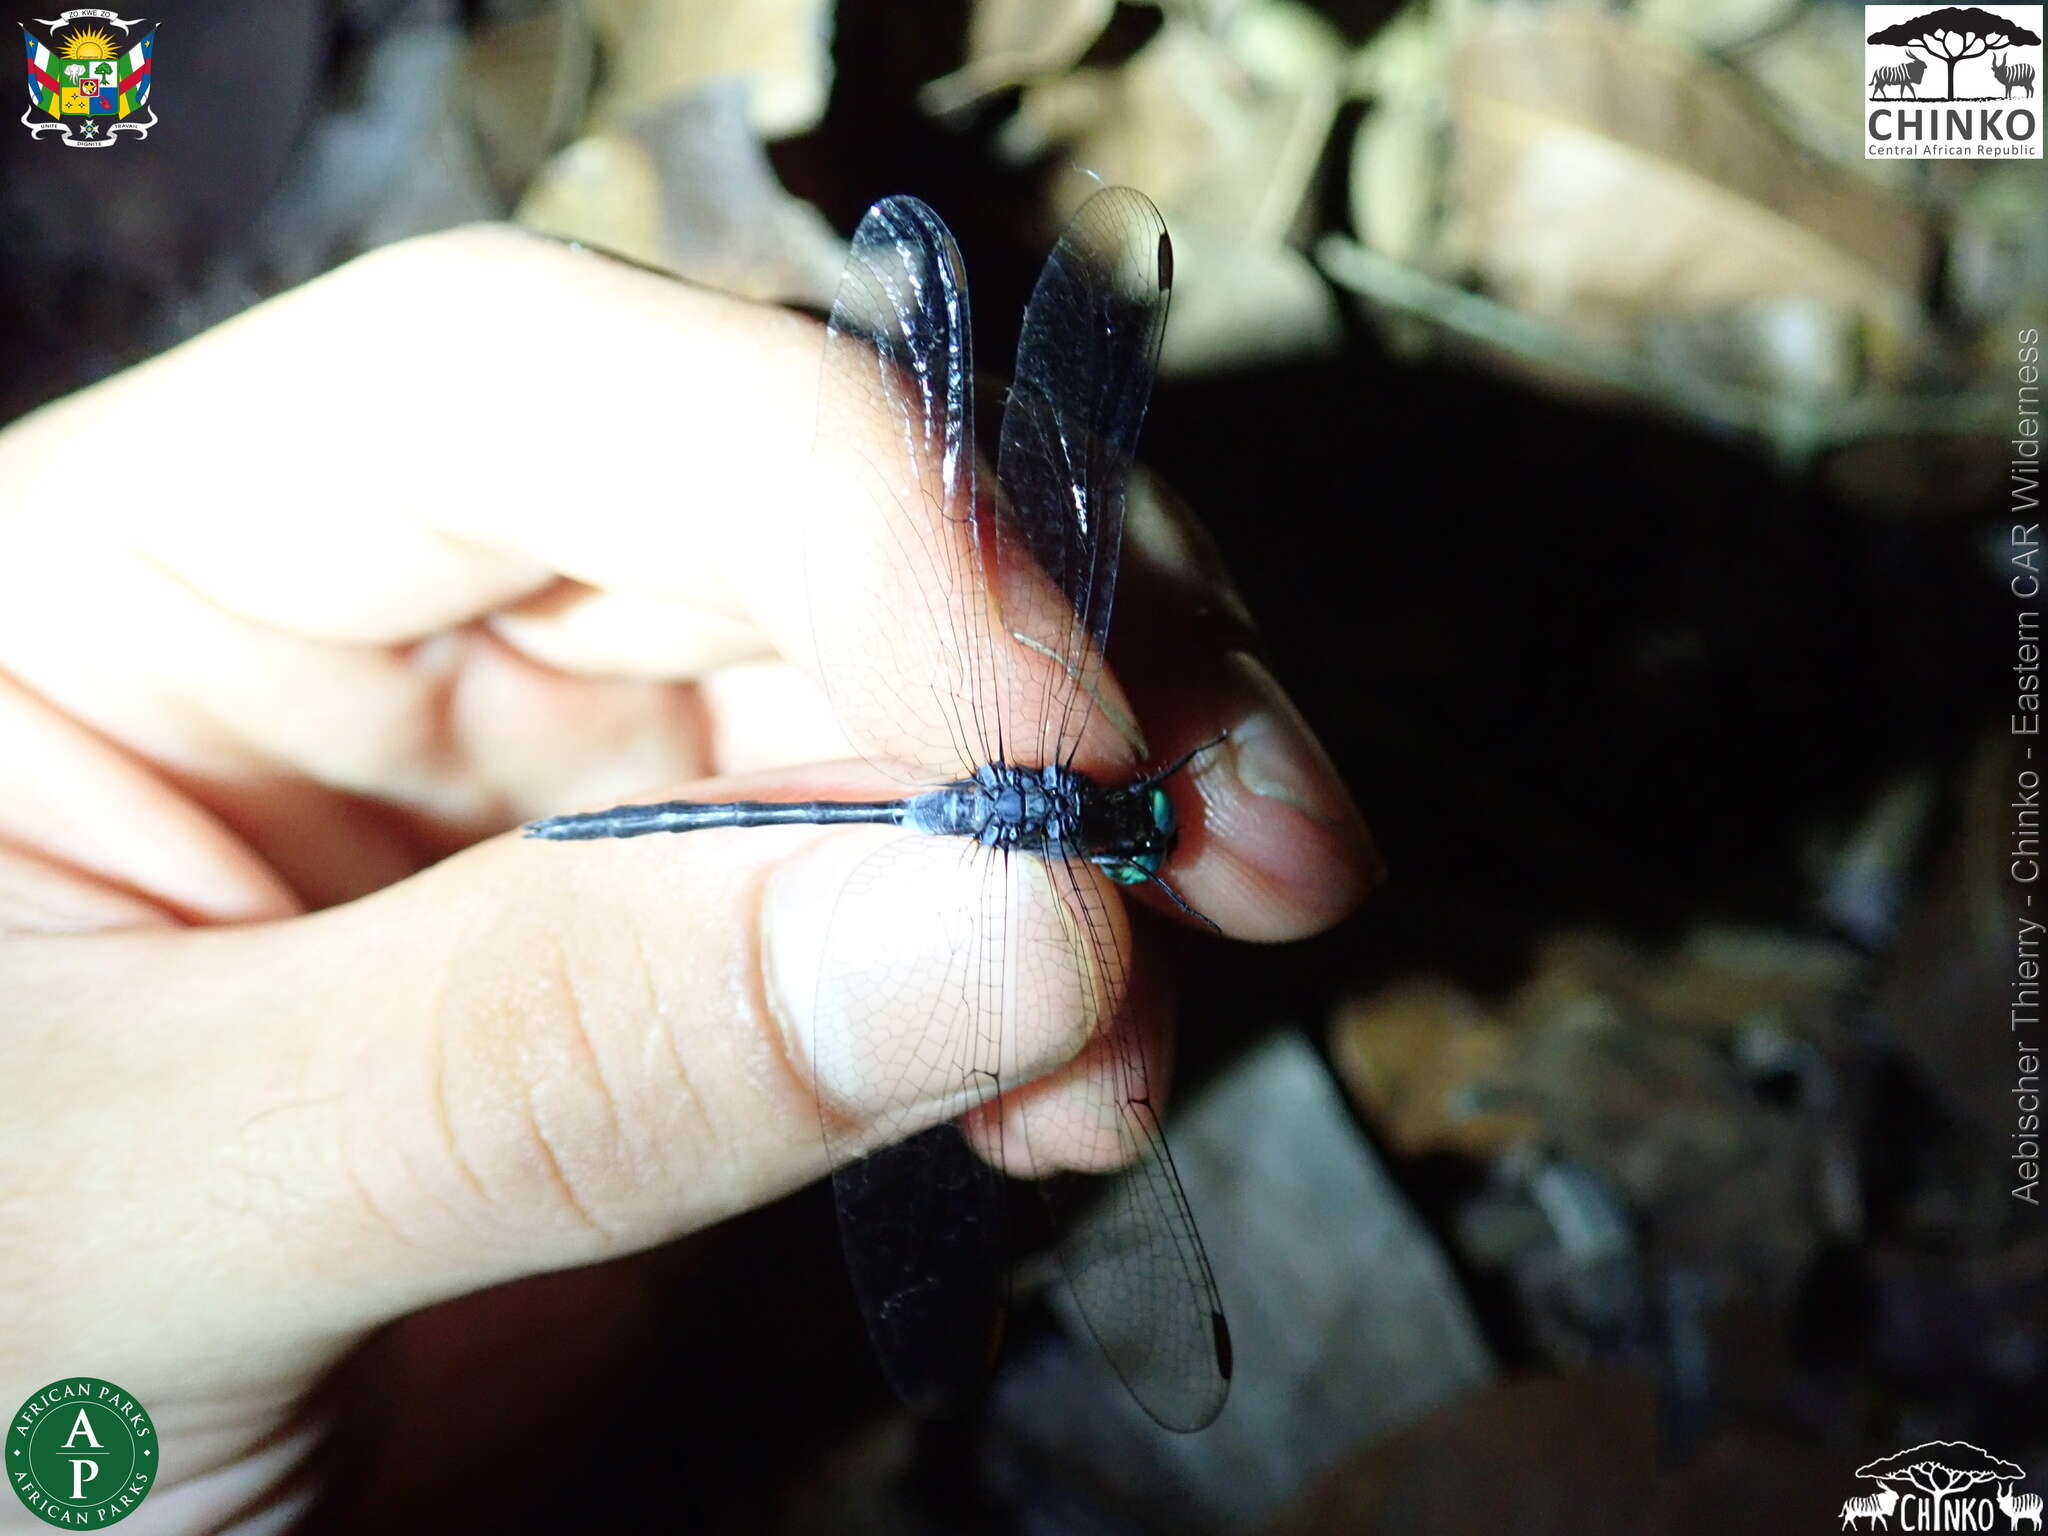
[1864, 3, 2043, 157]
[1837, 1441, 2042, 1531]
[7, 1379, 157, 1528]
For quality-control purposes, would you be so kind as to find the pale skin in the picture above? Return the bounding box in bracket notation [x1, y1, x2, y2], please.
[0, 225, 1375, 1531]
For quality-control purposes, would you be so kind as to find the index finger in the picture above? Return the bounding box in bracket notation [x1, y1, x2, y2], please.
[0, 222, 1374, 942]
[1, 224, 824, 658]
[2, 222, 1111, 787]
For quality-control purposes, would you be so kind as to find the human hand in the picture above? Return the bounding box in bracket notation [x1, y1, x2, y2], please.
[0, 224, 1374, 1530]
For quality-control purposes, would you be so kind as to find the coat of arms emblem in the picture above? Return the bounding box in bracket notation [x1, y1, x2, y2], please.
[20, 8, 155, 147]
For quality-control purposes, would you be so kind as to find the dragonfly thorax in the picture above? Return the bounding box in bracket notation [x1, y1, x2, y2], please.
[904, 761, 1177, 882]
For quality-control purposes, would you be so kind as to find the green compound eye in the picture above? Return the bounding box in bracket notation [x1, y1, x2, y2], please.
[1106, 788, 1178, 885]
[1150, 786, 1176, 841]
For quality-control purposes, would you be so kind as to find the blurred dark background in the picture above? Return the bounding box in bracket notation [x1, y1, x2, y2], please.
[4, 1, 2039, 1531]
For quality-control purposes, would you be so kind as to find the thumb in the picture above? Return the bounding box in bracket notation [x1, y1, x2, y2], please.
[1, 768, 1104, 1386]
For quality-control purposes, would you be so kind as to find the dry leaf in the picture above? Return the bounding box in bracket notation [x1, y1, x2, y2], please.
[1013, 12, 1340, 244]
[1716, 3, 1875, 172]
[1333, 927, 1858, 1207]
[1330, 979, 1537, 1159]
[1444, 10, 1928, 345]
[465, 9, 593, 205]
[1878, 732, 2039, 1143]
[1346, 0, 1442, 101]
[1271, 1373, 1842, 1536]
[921, 0, 1116, 117]
[519, 131, 664, 268]
[1351, 97, 1444, 267]
[1156, 224, 1344, 372]
[1633, 0, 1806, 54]
[583, 0, 833, 139]
[1223, 0, 1349, 92]
[1346, 3, 1452, 350]
[1640, 300, 1861, 398]
[518, 82, 845, 307]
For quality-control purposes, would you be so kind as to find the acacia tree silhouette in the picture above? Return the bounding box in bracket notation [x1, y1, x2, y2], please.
[1868, 5, 2045, 98]
[1854, 1442, 2028, 1521]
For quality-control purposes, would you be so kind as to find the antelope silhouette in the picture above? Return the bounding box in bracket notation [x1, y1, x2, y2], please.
[1999, 1483, 2045, 1531]
[1991, 54, 2037, 99]
[1870, 46, 1930, 100]
[1840, 1485, 1900, 1531]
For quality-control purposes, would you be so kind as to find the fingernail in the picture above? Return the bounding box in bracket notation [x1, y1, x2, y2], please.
[1126, 473, 1259, 636]
[1227, 652, 1383, 877]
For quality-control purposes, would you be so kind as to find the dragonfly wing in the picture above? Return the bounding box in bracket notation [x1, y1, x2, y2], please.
[811, 190, 1224, 1425]
[993, 186, 1172, 773]
[814, 197, 1002, 783]
[994, 187, 1226, 1428]
[804, 830, 1012, 1413]
[1013, 856, 1232, 1432]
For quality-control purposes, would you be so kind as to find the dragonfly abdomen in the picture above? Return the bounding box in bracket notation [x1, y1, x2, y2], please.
[526, 799, 911, 841]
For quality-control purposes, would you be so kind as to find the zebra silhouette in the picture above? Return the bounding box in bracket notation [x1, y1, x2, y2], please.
[1870, 46, 1929, 99]
[1991, 54, 2037, 98]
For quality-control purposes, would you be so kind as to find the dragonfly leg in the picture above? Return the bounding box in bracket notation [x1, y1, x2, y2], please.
[1140, 730, 1229, 788]
[1098, 859, 1220, 933]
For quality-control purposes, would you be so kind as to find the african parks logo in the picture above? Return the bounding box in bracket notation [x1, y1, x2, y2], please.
[7, 1379, 157, 1528]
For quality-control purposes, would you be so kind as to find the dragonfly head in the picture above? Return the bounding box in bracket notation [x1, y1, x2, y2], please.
[1092, 783, 1177, 886]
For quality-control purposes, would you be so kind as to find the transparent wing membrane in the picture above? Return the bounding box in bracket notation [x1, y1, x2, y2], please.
[995, 187, 1172, 773]
[813, 197, 996, 782]
[802, 188, 1227, 1430]
[1023, 854, 1229, 1431]
[803, 833, 1011, 1414]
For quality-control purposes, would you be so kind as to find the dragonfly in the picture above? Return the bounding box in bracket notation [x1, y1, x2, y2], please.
[527, 186, 1230, 1432]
